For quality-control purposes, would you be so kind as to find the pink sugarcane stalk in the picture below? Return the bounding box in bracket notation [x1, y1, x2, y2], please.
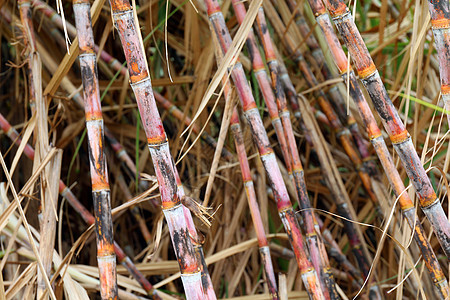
[0, 113, 160, 299]
[175, 173, 216, 299]
[250, 5, 338, 299]
[204, 0, 325, 298]
[108, 0, 210, 297]
[308, 0, 449, 296]
[230, 2, 293, 197]
[73, 0, 118, 297]
[323, 0, 450, 258]
[211, 23, 278, 297]
[230, 108, 279, 299]
[426, 0, 450, 125]
[230, 1, 291, 169]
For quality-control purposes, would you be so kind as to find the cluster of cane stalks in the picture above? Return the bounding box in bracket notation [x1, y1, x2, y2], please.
[1, 0, 450, 298]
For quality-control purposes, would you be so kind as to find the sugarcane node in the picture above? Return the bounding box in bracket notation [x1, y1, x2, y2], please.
[432, 18, 450, 28]
[389, 130, 409, 144]
[328, 4, 348, 18]
[442, 84, 450, 94]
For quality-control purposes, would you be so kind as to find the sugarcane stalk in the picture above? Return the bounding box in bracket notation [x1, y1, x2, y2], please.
[229, 1, 293, 199]
[248, 5, 339, 299]
[73, 0, 118, 298]
[203, 0, 325, 298]
[230, 108, 279, 299]
[211, 24, 278, 296]
[108, 0, 209, 297]
[0, 112, 161, 299]
[426, 0, 450, 126]
[306, 1, 449, 296]
[323, 0, 450, 258]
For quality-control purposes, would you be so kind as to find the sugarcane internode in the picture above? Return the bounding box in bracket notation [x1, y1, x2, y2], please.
[230, 106, 279, 298]
[108, 0, 212, 296]
[73, 0, 119, 297]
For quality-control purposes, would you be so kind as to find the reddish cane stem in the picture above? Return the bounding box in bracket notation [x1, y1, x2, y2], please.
[73, 0, 118, 297]
[108, 0, 210, 296]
